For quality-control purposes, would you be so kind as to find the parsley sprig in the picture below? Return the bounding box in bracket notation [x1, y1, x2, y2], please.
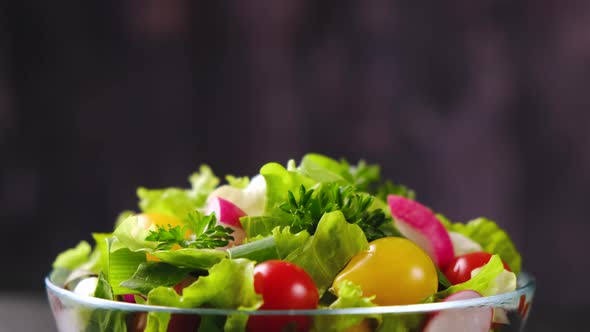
[145, 212, 234, 250]
[279, 184, 392, 241]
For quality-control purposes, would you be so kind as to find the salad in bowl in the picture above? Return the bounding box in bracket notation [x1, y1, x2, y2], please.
[47, 153, 534, 332]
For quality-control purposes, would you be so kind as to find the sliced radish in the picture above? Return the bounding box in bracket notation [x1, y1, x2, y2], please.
[206, 196, 247, 246]
[387, 195, 454, 268]
[423, 290, 492, 332]
[448, 231, 482, 256]
[122, 294, 136, 303]
[73, 277, 99, 297]
[207, 174, 266, 216]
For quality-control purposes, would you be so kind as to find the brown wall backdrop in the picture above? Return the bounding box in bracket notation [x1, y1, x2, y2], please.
[1, 0, 589, 327]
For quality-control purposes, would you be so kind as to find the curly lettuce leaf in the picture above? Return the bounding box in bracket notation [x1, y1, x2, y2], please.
[376, 314, 424, 332]
[298, 153, 354, 184]
[145, 312, 170, 332]
[147, 258, 262, 310]
[260, 162, 317, 214]
[434, 254, 505, 300]
[52, 241, 92, 270]
[94, 272, 114, 300]
[106, 238, 147, 295]
[240, 215, 291, 238]
[150, 248, 226, 269]
[112, 215, 158, 252]
[297, 154, 381, 192]
[138, 165, 219, 219]
[285, 211, 369, 294]
[313, 280, 378, 332]
[81, 233, 112, 274]
[86, 274, 127, 332]
[273, 226, 311, 258]
[225, 175, 250, 189]
[441, 217, 522, 274]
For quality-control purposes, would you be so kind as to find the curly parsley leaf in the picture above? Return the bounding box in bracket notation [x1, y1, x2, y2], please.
[279, 184, 393, 241]
[146, 212, 235, 250]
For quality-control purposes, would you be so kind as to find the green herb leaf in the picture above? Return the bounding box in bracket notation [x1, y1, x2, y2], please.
[145, 224, 186, 250]
[279, 183, 393, 241]
[145, 213, 235, 250]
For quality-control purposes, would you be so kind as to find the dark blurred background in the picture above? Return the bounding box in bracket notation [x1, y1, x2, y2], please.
[1, 0, 589, 330]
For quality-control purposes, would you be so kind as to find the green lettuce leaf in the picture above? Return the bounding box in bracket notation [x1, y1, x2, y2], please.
[150, 248, 226, 270]
[434, 255, 505, 299]
[120, 262, 193, 294]
[52, 241, 92, 270]
[106, 238, 147, 295]
[84, 310, 128, 332]
[224, 314, 249, 332]
[297, 154, 382, 193]
[313, 280, 378, 332]
[226, 175, 250, 189]
[273, 226, 311, 258]
[138, 165, 219, 219]
[112, 215, 158, 252]
[285, 211, 369, 294]
[94, 272, 114, 300]
[145, 312, 170, 332]
[198, 316, 226, 332]
[88, 233, 112, 274]
[348, 160, 381, 192]
[298, 153, 353, 184]
[260, 162, 316, 214]
[376, 314, 424, 332]
[147, 258, 262, 310]
[85, 272, 127, 332]
[240, 216, 291, 238]
[442, 217, 522, 274]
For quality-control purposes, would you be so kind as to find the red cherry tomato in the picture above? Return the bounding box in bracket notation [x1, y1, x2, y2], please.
[444, 252, 511, 285]
[247, 260, 319, 332]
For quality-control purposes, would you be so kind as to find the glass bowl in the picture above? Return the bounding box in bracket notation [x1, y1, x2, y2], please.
[45, 272, 535, 332]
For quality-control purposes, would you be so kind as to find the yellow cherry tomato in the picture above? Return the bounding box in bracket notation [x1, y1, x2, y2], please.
[137, 213, 186, 261]
[333, 237, 438, 306]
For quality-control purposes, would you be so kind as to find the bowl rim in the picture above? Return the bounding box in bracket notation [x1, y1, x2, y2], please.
[45, 272, 535, 316]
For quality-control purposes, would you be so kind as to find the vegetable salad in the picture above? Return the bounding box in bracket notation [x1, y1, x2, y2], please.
[51, 153, 522, 332]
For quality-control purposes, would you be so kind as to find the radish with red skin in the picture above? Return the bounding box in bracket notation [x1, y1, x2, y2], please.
[121, 294, 136, 303]
[423, 290, 492, 332]
[387, 195, 454, 268]
[206, 196, 247, 246]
